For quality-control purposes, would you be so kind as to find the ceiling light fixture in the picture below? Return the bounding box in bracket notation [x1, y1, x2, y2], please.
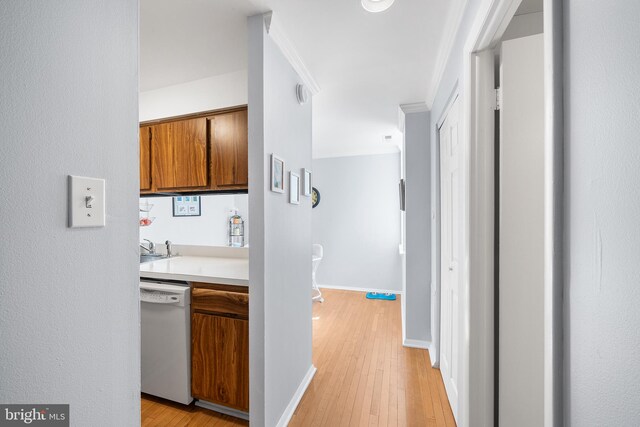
[361, 0, 395, 13]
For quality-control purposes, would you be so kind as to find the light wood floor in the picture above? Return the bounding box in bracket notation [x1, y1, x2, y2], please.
[141, 289, 455, 426]
[289, 289, 455, 427]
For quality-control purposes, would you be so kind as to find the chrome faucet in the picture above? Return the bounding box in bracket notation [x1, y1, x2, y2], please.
[165, 240, 173, 258]
[140, 239, 155, 254]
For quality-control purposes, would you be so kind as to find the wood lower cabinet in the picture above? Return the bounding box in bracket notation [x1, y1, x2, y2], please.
[210, 109, 248, 189]
[151, 117, 208, 191]
[191, 285, 249, 412]
[140, 126, 151, 191]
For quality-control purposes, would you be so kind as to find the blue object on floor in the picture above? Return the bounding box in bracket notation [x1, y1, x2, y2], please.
[366, 292, 396, 301]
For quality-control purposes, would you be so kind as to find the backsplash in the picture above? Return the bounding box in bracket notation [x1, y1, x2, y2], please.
[140, 194, 248, 247]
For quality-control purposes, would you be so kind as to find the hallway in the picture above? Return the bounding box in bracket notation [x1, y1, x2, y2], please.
[290, 289, 455, 426]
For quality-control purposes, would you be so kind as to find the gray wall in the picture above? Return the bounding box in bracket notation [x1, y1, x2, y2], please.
[404, 111, 432, 343]
[0, 1, 140, 425]
[248, 14, 313, 427]
[312, 154, 402, 292]
[564, 0, 640, 425]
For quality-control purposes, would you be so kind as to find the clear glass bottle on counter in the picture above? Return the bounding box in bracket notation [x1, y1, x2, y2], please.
[228, 210, 245, 248]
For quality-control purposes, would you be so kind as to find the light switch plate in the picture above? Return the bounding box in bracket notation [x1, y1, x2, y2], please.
[68, 175, 105, 228]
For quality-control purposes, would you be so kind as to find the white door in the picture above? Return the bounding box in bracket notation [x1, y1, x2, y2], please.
[499, 33, 545, 427]
[439, 96, 461, 422]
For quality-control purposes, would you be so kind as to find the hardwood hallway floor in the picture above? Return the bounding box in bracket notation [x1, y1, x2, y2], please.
[141, 289, 455, 426]
[289, 289, 455, 427]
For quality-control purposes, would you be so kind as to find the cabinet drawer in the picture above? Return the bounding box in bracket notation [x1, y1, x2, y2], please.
[192, 288, 248, 319]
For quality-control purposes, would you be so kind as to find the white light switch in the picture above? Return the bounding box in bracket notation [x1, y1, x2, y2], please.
[68, 175, 105, 228]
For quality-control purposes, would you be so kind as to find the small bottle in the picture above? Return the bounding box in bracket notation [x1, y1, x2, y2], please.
[228, 210, 245, 248]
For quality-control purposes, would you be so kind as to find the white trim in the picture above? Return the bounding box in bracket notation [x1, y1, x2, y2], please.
[399, 102, 429, 114]
[263, 12, 320, 96]
[403, 339, 431, 349]
[318, 284, 403, 295]
[426, 0, 468, 107]
[195, 400, 249, 421]
[275, 365, 317, 427]
[429, 342, 439, 367]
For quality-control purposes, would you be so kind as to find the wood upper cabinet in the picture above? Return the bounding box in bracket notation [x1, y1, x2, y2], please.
[139, 106, 248, 194]
[191, 314, 249, 412]
[151, 118, 208, 190]
[140, 126, 151, 191]
[209, 109, 248, 189]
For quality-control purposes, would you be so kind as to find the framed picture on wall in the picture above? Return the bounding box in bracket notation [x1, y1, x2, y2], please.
[301, 168, 312, 197]
[289, 172, 300, 205]
[271, 154, 285, 193]
[173, 196, 201, 217]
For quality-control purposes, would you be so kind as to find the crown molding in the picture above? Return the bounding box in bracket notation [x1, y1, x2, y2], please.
[398, 102, 429, 132]
[399, 102, 429, 113]
[426, 0, 468, 107]
[263, 12, 320, 96]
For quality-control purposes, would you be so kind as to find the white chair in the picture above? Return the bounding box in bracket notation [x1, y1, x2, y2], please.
[312, 244, 324, 302]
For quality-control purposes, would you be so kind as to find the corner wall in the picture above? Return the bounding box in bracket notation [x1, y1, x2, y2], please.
[248, 13, 314, 427]
[0, 1, 140, 424]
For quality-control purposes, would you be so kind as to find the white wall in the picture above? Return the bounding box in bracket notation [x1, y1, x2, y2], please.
[139, 194, 249, 247]
[139, 69, 247, 121]
[248, 13, 313, 427]
[403, 110, 432, 345]
[312, 153, 402, 293]
[0, 1, 140, 425]
[564, 0, 640, 425]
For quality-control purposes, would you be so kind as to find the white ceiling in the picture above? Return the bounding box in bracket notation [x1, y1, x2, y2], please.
[141, 0, 466, 158]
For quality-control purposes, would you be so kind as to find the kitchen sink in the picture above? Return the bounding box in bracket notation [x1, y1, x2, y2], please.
[140, 254, 168, 264]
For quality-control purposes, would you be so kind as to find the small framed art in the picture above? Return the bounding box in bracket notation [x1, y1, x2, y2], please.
[301, 168, 312, 197]
[173, 196, 201, 217]
[289, 172, 300, 205]
[271, 154, 285, 193]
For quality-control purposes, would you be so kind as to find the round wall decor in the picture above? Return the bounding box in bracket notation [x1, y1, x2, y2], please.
[312, 187, 321, 208]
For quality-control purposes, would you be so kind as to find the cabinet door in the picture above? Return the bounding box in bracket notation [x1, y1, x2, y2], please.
[191, 313, 249, 411]
[210, 109, 248, 188]
[151, 118, 208, 190]
[139, 126, 151, 191]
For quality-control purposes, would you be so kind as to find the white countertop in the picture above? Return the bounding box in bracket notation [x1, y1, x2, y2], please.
[140, 256, 248, 286]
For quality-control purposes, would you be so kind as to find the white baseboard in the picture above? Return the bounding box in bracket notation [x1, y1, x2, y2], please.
[403, 338, 431, 350]
[276, 364, 317, 427]
[195, 399, 249, 421]
[429, 342, 439, 368]
[318, 284, 403, 295]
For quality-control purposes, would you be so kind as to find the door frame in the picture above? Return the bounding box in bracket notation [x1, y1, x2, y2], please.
[435, 0, 564, 426]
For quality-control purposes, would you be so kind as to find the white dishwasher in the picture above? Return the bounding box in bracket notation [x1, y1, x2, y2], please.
[140, 280, 193, 405]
